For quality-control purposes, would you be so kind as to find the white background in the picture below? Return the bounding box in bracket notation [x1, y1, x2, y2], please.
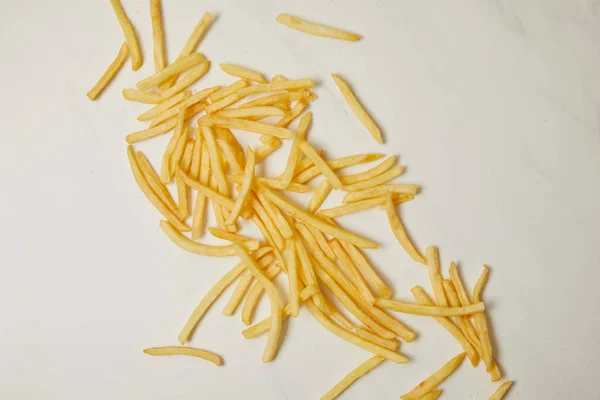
[1, 0, 599, 398]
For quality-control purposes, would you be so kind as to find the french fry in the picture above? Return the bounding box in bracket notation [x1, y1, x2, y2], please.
[319, 196, 387, 218]
[189, 129, 203, 179]
[126, 146, 189, 232]
[306, 224, 336, 260]
[226, 148, 255, 225]
[255, 136, 283, 163]
[249, 193, 285, 250]
[356, 327, 399, 351]
[332, 74, 382, 144]
[205, 93, 244, 114]
[169, 126, 190, 176]
[87, 43, 128, 100]
[209, 79, 250, 102]
[307, 180, 332, 214]
[149, 0, 166, 72]
[400, 352, 467, 400]
[321, 356, 384, 400]
[109, 0, 142, 70]
[235, 79, 315, 97]
[220, 63, 267, 83]
[343, 165, 403, 192]
[418, 390, 442, 400]
[150, 86, 219, 127]
[295, 153, 385, 183]
[276, 14, 362, 42]
[138, 91, 190, 121]
[135, 151, 180, 216]
[329, 239, 376, 304]
[161, 60, 211, 99]
[384, 193, 426, 264]
[240, 91, 311, 108]
[200, 126, 228, 196]
[294, 237, 327, 310]
[473, 265, 494, 373]
[489, 381, 514, 400]
[208, 227, 257, 245]
[375, 298, 484, 317]
[343, 184, 419, 203]
[339, 240, 392, 299]
[191, 142, 210, 239]
[137, 53, 205, 91]
[426, 246, 448, 306]
[175, 174, 189, 219]
[299, 141, 342, 189]
[286, 239, 300, 317]
[279, 112, 312, 186]
[216, 106, 285, 119]
[201, 115, 294, 139]
[276, 99, 308, 128]
[143, 346, 222, 366]
[340, 155, 396, 185]
[122, 89, 163, 104]
[449, 262, 472, 307]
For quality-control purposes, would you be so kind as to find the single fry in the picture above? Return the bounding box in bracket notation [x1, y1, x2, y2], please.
[276, 14, 362, 42]
[201, 115, 294, 139]
[122, 89, 163, 104]
[161, 60, 211, 99]
[109, 0, 142, 70]
[240, 91, 311, 108]
[295, 153, 385, 183]
[426, 246, 448, 306]
[375, 298, 484, 317]
[175, 174, 189, 219]
[320, 356, 384, 400]
[126, 146, 189, 232]
[216, 106, 285, 119]
[319, 196, 387, 218]
[340, 155, 396, 185]
[339, 240, 392, 299]
[356, 327, 399, 351]
[343, 165, 403, 192]
[150, 86, 219, 127]
[489, 381, 514, 400]
[332, 74, 382, 143]
[306, 224, 336, 260]
[473, 264, 490, 303]
[241, 252, 282, 325]
[418, 390, 442, 400]
[235, 79, 315, 97]
[137, 53, 205, 91]
[299, 141, 342, 189]
[191, 141, 211, 239]
[279, 112, 312, 186]
[220, 63, 267, 83]
[205, 93, 244, 114]
[208, 227, 256, 245]
[138, 91, 190, 121]
[209, 79, 250, 102]
[87, 43, 128, 100]
[384, 193, 426, 264]
[143, 346, 221, 366]
[149, 0, 166, 72]
[285, 239, 300, 317]
[276, 99, 308, 128]
[343, 184, 419, 203]
[135, 151, 180, 216]
[473, 265, 494, 372]
[449, 262, 472, 307]
[308, 180, 332, 214]
[160, 107, 188, 181]
[401, 352, 467, 400]
[201, 126, 228, 196]
[255, 190, 294, 239]
[329, 239, 376, 304]
[255, 137, 283, 163]
[226, 148, 255, 225]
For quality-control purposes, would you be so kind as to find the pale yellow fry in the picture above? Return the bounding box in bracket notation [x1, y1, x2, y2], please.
[226, 148, 255, 225]
[255, 190, 295, 239]
[109, 0, 142, 70]
[307, 300, 408, 363]
[250, 194, 285, 250]
[330, 239, 376, 305]
[263, 188, 378, 248]
[205, 93, 244, 114]
[303, 224, 334, 260]
[442, 281, 481, 366]
[220, 63, 267, 83]
[299, 141, 342, 189]
[215, 127, 245, 169]
[123, 88, 163, 104]
[149, 0, 166, 72]
[473, 265, 490, 303]
[418, 390, 442, 400]
[137, 53, 205, 91]
[384, 193, 426, 264]
[160, 107, 188, 182]
[143, 346, 221, 366]
[401, 352, 467, 400]
[355, 327, 399, 350]
[489, 381, 514, 400]
[473, 265, 494, 372]
[295, 153, 385, 183]
[286, 240, 300, 317]
[169, 125, 190, 177]
[276, 99, 308, 128]
[150, 86, 219, 127]
[411, 286, 479, 364]
[319, 196, 387, 218]
[138, 91, 190, 121]
[307, 180, 332, 214]
[343, 165, 403, 192]
[375, 298, 484, 317]
[216, 106, 285, 119]
[208, 227, 256, 245]
[332, 73, 382, 143]
[280, 112, 312, 186]
[161, 60, 211, 99]
[320, 356, 384, 400]
[189, 129, 203, 179]
[276, 14, 361, 41]
[135, 151, 179, 216]
[255, 137, 282, 163]
[343, 184, 419, 203]
[379, 194, 414, 209]
[177, 248, 272, 344]
[87, 43, 128, 100]
[126, 146, 189, 232]
[294, 238, 325, 308]
[234, 244, 283, 362]
[200, 126, 228, 198]
[449, 262, 472, 307]
[209, 79, 249, 102]
[202, 115, 293, 139]
[127, 103, 207, 144]
[339, 240, 392, 299]
[236, 79, 316, 98]
[191, 141, 210, 239]
[175, 174, 189, 219]
[241, 92, 312, 109]
[340, 156, 396, 186]
[209, 175, 227, 231]
[161, 12, 213, 90]
[426, 245, 448, 306]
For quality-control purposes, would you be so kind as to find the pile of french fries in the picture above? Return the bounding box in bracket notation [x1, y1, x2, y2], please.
[88, 1, 515, 399]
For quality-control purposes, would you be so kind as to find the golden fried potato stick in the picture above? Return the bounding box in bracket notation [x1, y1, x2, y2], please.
[216, 106, 285, 119]
[87, 43, 128, 100]
[122, 88, 163, 104]
[340, 155, 396, 185]
[321, 356, 384, 400]
[175, 175, 189, 219]
[276, 99, 308, 128]
[137, 53, 205, 91]
[208, 227, 257, 245]
[262, 188, 378, 249]
[234, 244, 283, 362]
[240, 92, 312, 108]
[209, 79, 249, 102]
[448, 262, 471, 307]
[489, 381, 514, 400]
[205, 93, 244, 114]
[161, 60, 211, 99]
[235, 78, 315, 98]
[161, 12, 213, 90]
[138, 91, 190, 121]
[384, 193, 426, 264]
[226, 148, 255, 225]
[135, 151, 180, 217]
[279, 112, 312, 186]
[276, 14, 362, 41]
[473, 265, 495, 374]
[109, 0, 142, 70]
[231, 177, 311, 194]
[306, 224, 336, 260]
[220, 63, 267, 83]
[177, 247, 272, 344]
[241, 256, 282, 326]
[355, 327, 399, 351]
[343, 184, 419, 203]
[189, 129, 203, 179]
[294, 237, 327, 310]
[307, 180, 332, 214]
[295, 153, 385, 183]
[249, 196, 284, 251]
[319, 196, 387, 218]
[191, 142, 211, 239]
[299, 141, 342, 189]
[307, 300, 408, 363]
[127, 103, 207, 144]
[339, 240, 392, 299]
[375, 298, 484, 317]
[343, 165, 404, 192]
[332, 74, 382, 143]
[426, 246, 448, 306]
[400, 352, 467, 400]
[418, 390, 442, 400]
[143, 346, 222, 366]
[255, 190, 294, 239]
[149, 86, 219, 127]
[149, 0, 166, 72]
[255, 136, 283, 163]
[126, 146, 189, 232]
[286, 239, 300, 317]
[202, 115, 294, 139]
[329, 239, 376, 304]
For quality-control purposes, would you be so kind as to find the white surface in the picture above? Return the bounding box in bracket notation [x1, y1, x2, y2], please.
[1, 0, 599, 398]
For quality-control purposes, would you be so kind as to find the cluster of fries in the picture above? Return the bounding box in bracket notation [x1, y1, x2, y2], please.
[88, 1, 515, 399]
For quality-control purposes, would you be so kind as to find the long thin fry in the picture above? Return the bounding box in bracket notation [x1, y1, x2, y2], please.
[87, 43, 129, 100]
[332, 74, 382, 143]
[339, 239, 392, 299]
[149, 0, 166, 72]
[449, 262, 472, 307]
[255, 136, 283, 163]
[220, 63, 267, 83]
[135, 151, 180, 216]
[202, 116, 294, 139]
[473, 265, 494, 372]
[241, 92, 311, 108]
[426, 246, 448, 306]
[161, 60, 211, 99]
[400, 352, 467, 400]
[109, 0, 142, 70]
[276, 14, 362, 42]
[208, 227, 256, 245]
[343, 165, 403, 192]
[226, 148, 255, 225]
[235, 79, 315, 97]
[299, 141, 342, 189]
[209, 79, 249, 102]
[191, 142, 210, 239]
[138, 91, 190, 121]
[255, 191, 294, 239]
[356, 327, 399, 350]
[320, 356, 384, 400]
[319, 196, 387, 218]
[276, 99, 308, 128]
[286, 240, 300, 317]
[122, 89, 163, 104]
[295, 153, 385, 183]
[489, 381, 514, 400]
[143, 346, 221, 366]
[375, 298, 484, 317]
[340, 155, 396, 185]
[385, 193, 426, 264]
[343, 184, 419, 203]
[137, 53, 205, 91]
[205, 93, 244, 114]
[306, 224, 336, 260]
[216, 106, 285, 119]
[329, 239, 376, 304]
[126, 146, 189, 232]
[280, 112, 312, 186]
[201, 126, 228, 196]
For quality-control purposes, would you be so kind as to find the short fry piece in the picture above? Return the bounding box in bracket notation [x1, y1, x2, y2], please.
[401, 352, 467, 400]
[109, 0, 142, 70]
[87, 43, 128, 100]
[276, 14, 362, 42]
[332, 74, 382, 143]
[220, 63, 267, 83]
[299, 141, 342, 189]
[308, 180, 332, 214]
[286, 240, 300, 318]
[489, 381, 514, 400]
[384, 193, 426, 264]
[320, 356, 384, 400]
[143, 346, 221, 366]
[375, 298, 485, 317]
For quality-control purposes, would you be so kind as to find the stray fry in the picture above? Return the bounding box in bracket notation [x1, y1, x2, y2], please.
[276, 14, 362, 42]
[220, 63, 267, 83]
[321, 356, 384, 400]
[123, 89, 163, 104]
[319, 196, 387, 218]
[137, 53, 205, 91]
[374, 298, 485, 317]
[143, 346, 221, 366]
[226, 148, 255, 225]
[87, 43, 128, 100]
[489, 381, 514, 400]
[400, 352, 467, 400]
[299, 141, 342, 189]
[343, 165, 404, 192]
[216, 106, 285, 119]
[385, 193, 426, 264]
[138, 91, 190, 121]
[109, 0, 142, 70]
[149, 0, 166, 72]
[307, 180, 332, 214]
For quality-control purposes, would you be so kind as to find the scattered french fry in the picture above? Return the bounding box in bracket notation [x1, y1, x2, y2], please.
[489, 381, 514, 400]
[220, 63, 267, 83]
[87, 43, 129, 100]
[321, 356, 384, 400]
[109, 0, 142, 70]
[385, 193, 426, 264]
[143, 346, 222, 366]
[276, 14, 362, 41]
[400, 353, 467, 400]
[343, 184, 419, 203]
